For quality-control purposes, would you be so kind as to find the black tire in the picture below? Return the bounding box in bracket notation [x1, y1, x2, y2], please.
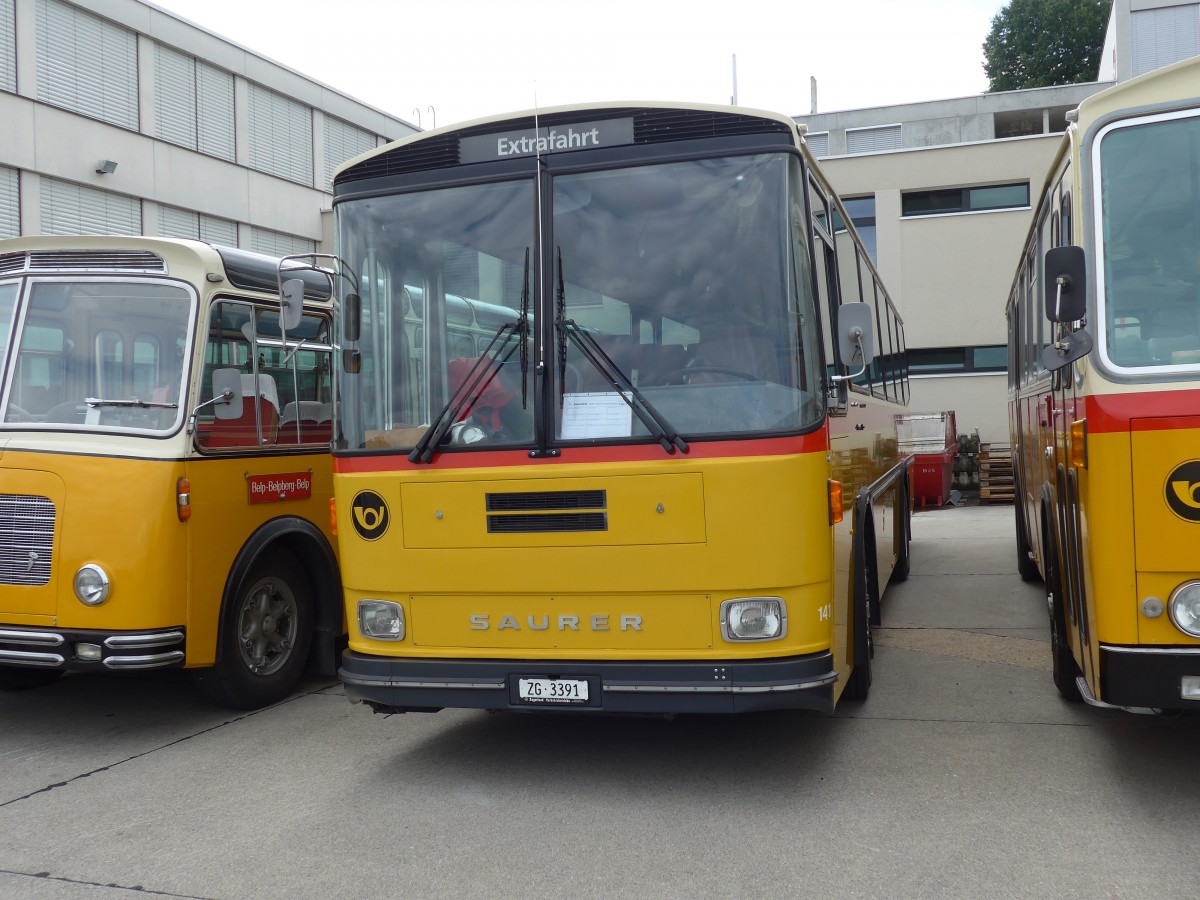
[0, 667, 63, 691]
[842, 570, 874, 702]
[1045, 531, 1083, 703]
[892, 489, 911, 582]
[1015, 500, 1041, 582]
[192, 547, 313, 710]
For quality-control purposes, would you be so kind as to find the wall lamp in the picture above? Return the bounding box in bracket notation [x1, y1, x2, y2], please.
[95, 159, 118, 175]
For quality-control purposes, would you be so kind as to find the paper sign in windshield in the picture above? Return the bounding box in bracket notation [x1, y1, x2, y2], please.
[561, 392, 632, 439]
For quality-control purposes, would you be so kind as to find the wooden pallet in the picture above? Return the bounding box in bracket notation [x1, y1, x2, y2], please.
[978, 443, 1014, 504]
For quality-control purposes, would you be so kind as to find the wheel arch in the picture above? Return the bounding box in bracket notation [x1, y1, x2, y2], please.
[220, 517, 343, 676]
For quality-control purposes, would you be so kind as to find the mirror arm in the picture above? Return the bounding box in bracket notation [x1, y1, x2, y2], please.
[186, 389, 234, 435]
[829, 332, 868, 383]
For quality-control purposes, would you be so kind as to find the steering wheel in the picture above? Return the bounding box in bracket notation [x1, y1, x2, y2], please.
[659, 366, 760, 385]
[3, 403, 33, 422]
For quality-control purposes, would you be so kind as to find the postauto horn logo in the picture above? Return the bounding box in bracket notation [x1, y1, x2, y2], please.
[1166, 460, 1200, 523]
[351, 490, 390, 540]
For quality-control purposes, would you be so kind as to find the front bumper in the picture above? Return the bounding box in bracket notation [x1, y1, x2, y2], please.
[1102, 644, 1200, 710]
[339, 650, 838, 715]
[0, 626, 186, 671]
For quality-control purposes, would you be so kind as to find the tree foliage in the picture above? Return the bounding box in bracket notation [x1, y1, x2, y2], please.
[983, 0, 1112, 92]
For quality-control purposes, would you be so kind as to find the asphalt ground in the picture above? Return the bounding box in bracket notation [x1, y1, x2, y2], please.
[2, 503, 1198, 899]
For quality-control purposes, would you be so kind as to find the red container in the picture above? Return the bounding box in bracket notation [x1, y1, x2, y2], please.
[912, 448, 954, 508]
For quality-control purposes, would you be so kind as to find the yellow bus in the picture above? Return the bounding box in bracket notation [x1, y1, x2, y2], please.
[1008, 56, 1200, 712]
[329, 103, 912, 715]
[0, 236, 341, 709]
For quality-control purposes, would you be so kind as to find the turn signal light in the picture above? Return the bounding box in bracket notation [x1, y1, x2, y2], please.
[176, 477, 191, 521]
[829, 480, 844, 525]
[1070, 419, 1088, 469]
[330, 498, 338, 537]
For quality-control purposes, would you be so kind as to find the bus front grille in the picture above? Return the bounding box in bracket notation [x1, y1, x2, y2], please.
[485, 489, 608, 533]
[0, 495, 55, 586]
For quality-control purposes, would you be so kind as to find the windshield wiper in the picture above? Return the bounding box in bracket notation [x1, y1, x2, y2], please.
[86, 397, 178, 409]
[408, 321, 523, 464]
[555, 248, 687, 455]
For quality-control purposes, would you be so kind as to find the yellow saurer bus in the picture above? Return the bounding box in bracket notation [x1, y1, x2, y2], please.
[0, 236, 341, 709]
[329, 103, 912, 715]
[1009, 56, 1200, 712]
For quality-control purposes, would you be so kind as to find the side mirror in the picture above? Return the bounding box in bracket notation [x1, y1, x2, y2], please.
[280, 278, 305, 332]
[344, 292, 361, 342]
[836, 301, 875, 375]
[1045, 246, 1087, 323]
[211, 367, 244, 420]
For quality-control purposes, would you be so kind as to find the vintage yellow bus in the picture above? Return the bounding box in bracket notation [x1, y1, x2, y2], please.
[328, 103, 912, 715]
[1008, 56, 1200, 712]
[0, 236, 341, 708]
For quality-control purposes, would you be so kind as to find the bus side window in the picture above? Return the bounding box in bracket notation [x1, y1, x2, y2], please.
[197, 300, 281, 449]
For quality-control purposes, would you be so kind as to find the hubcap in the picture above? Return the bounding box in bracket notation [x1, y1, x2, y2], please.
[236, 577, 299, 677]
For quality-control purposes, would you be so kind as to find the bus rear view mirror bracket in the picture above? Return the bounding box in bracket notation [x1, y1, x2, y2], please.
[186, 369, 241, 435]
[1045, 245, 1086, 323]
[830, 301, 876, 383]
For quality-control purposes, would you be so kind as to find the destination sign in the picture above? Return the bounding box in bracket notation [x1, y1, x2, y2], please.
[459, 118, 634, 164]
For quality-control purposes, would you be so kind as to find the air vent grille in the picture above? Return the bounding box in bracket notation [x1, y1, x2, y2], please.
[485, 489, 608, 533]
[0, 250, 166, 274]
[0, 494, 55, 586]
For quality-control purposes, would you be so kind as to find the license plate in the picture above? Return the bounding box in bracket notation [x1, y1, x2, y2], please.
[517, 677, 589, 704]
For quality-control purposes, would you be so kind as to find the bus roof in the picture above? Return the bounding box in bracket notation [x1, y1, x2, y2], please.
[1075, 54, 1200, 133]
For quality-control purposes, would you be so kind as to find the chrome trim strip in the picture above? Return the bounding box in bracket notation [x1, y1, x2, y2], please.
[0, 649, 64, 667]
[339, 675, 506, 690]
[104, 631, 185, 650]
[1103, 644, 1200, 656]
[605, 671, 838, 694]
[102, 651, 185, 670]
[1075, 675, 1157, 715]
[0, 629, 64, 646]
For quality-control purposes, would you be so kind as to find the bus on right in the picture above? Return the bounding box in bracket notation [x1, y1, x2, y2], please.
[1008, 55, 1200, 712]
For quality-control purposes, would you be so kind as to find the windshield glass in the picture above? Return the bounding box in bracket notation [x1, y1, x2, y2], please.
[2, 279, 194, 432]
[0, 282, 17, 364]
[337, 179, 536, 451]
[1098, 110, 1200, 372]
[553, 154, 821, 440]
[336, 152, 823, 452]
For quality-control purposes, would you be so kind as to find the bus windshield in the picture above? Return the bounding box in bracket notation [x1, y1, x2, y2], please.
[2, 279, 194, 432]
[337, 152, 824, 452]
[1098, 110, 1200, 372]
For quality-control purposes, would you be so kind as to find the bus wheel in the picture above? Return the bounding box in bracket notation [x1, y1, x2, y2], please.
[193, 548, 314, 710]
[843, 578, 873, 702]
[0, 667, 63, 691]
[1015, 500, 1040, 582]
[892, 490, 911, 582]
[1044, 534, 1082, 703]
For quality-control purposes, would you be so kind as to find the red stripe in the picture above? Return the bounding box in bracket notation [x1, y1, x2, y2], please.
[333, 432, 829, 474]
[1086, 390, 1200, 433]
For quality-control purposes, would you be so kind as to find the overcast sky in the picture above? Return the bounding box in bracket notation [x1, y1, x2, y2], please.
[150, 0, 1006, 129]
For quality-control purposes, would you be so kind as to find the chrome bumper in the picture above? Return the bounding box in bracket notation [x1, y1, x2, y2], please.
[0, 627, 186, 670]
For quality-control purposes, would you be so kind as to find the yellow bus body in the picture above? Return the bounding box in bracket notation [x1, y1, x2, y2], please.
[0, 236, 341, 708]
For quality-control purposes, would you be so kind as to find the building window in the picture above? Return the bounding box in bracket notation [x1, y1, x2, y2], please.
[1132, 4, 1200, 78]
[36, 0, 138, 130]
[248, 226, 315, 257]
[41, 177, 140, 236]
[0, 0, 14, 93]
[841, 196, 877, 262]
[902, 183, 1029, 217]
[804, 131, 829, 157]
[155, 45, 236, 162]
[248, 83, 314, 186]
[909, 345, 1007, 375]
[159, 205, 237, 246]
[324, 116, 378, 189]
[0, 165, 17, 238]
[846, 124, 901, 154]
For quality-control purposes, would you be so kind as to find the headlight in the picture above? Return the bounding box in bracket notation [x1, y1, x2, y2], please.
[720, 597, 786, 642]
[358, 600, 405, 641]
[1168, 581, 1200, 637]
[74, 564, 111, 606]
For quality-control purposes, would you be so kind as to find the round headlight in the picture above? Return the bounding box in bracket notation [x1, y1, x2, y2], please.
[74, 564, 111, 606]
[1168, 581, 1200, 637]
